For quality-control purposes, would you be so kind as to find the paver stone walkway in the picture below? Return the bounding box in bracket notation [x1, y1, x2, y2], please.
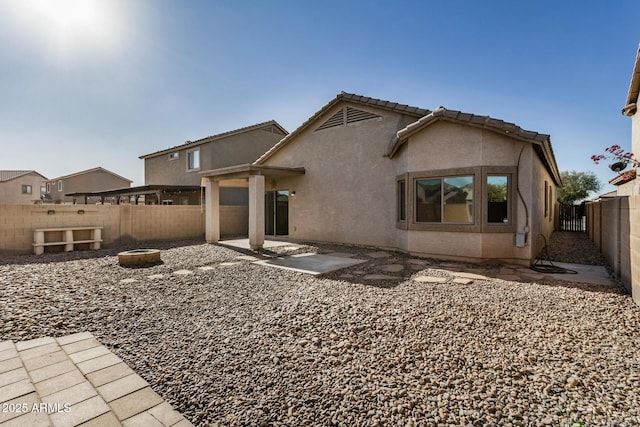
[0, 332, 192, 427]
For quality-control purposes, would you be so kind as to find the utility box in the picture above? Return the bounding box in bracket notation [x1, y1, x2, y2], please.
[515, 233, 526, 247]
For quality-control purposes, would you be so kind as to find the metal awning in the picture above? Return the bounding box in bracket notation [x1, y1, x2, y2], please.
[66, 185, 202, 198]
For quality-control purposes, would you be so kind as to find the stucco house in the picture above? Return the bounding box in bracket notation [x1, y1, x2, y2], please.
[617, 45, 640, 195]
[139, 120, 287, 205]
[201, 93, 561, 265]
[45, 167, 132, 204]
[0, 170, 48, 204]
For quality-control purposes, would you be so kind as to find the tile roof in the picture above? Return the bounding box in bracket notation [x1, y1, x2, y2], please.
[389, 106, 561, 186]
[0, 170, 47, 182]
[139, 120, 288, 159]
[48, 167, 132, 183]
[255, 92, 429, 164]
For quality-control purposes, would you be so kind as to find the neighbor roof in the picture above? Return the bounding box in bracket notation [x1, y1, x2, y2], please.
[0, 170, 48, 182]
[48, 167, 132, 183]
[623, 45, 640, 116]
[255, 92, 430, 164]
[139, 120, 288, 160]
[389, 106, 562, 186]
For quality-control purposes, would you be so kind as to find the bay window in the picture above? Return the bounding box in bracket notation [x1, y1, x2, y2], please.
[415, 176, 474, 224]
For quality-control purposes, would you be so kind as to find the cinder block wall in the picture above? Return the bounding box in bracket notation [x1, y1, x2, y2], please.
[586, 196, 638, 306]
[0, 205, 121, 253]
[601, 198, 622, 278]
[629, 197, 640, 305]
[0, 204, 249, 254]
[219, 206, 249, 237]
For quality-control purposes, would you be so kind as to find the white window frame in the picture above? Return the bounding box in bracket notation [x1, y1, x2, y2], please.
[169, 152, 179, 160]
[57, 180, 63, 192]
[22, 185, 32, 194]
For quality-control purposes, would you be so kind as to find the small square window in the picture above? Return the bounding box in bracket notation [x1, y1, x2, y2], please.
[22, 185, 32, 194]
[169, 152, 179, 160]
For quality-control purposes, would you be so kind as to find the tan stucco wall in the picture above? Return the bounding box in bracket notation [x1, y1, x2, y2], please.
[262, 102, 412, 248]
[529, 145, 557, 258]
[0, 173, 46, 204]
[616, 112, 640, 196]
[398, 122, 540, 263]
[144, 127, 284, 186]
[0, 204, 247, 254]
[261, 106, 556, 264]
[47, 170, 131, 203]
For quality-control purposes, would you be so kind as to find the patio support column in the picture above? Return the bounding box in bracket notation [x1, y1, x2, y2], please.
[248, 174, 265, 250]
[205, 178, 220, 243]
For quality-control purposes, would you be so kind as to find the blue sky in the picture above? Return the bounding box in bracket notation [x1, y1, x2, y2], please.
[0, 0, 639, 192]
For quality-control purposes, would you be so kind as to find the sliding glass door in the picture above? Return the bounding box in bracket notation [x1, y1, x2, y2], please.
[265, 190, 289, 236]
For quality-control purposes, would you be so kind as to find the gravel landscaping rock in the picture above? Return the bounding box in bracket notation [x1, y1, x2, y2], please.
[1, 238, 638, 426]
[540, 231, 609, 266]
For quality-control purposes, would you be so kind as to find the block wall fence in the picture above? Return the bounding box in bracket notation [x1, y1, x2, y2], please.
[586, 196, 640, 306]
[0, 204, 249, 254]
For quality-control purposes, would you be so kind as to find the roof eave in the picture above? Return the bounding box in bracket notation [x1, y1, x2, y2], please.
[140, 120, 288, 160]
[623, 46, 640, 115]
[388, 109, 562, 186]
[256, 92, 429, 165]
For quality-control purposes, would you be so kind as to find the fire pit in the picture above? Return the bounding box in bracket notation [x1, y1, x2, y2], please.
[118, 249, 161, 266]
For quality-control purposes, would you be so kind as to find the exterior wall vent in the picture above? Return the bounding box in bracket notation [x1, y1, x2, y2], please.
[316, 107, 382, 131]
[346, 107, 380, 124]
[316, 110, 344, 131]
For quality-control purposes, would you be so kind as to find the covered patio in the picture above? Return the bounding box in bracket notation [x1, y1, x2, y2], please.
[200, 164, 305, 249]
[66, 185, 202, 205]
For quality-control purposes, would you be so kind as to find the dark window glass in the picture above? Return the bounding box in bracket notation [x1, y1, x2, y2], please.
[416, 178, 442, 222]
[487, 176, 509, 223]
[398, 180, 406, 221]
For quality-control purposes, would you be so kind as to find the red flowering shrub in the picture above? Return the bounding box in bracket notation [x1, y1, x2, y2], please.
[591, 144, 638, 181]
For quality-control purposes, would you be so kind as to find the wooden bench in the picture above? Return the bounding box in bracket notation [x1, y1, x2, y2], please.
[33, 227, 103, 255]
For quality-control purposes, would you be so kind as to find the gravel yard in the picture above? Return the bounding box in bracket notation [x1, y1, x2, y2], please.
[1, 237, 639, 426]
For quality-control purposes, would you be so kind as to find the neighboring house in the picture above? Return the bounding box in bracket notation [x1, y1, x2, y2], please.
[139, 120, 287, 205]
[618, 45, 640, 195]
[45, 167, 132, 204]
[202, 92, 561, 265]
[0, 170, 48, 204]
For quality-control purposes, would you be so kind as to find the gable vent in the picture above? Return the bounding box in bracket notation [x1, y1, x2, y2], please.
[346, 107, 381, 124]
[316, 110, 344, 131]
[316, 107, 382, 131]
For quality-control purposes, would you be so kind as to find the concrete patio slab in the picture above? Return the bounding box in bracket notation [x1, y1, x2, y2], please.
[538, 262, 615, 287]
[220, 239, 298, 250]
[324, 252, 356, 258]
[254, 253, 367, 275]
[0, 334, 192, 427]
